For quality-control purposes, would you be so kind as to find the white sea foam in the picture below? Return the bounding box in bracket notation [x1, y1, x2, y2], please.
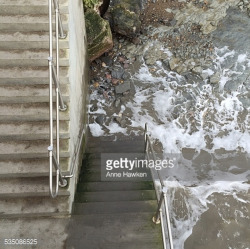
[164, 180, 250, 248]
[89, 123, 104, 137]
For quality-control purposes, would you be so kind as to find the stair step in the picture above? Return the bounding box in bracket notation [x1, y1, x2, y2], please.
[0, 196, 70, 217]
[0, 0, 67, 5]
[0, 157, 69, 177]
[0, 96, 69, 104]
[73, 200, 157, 215]
[0, 84, 68, 97]
[0, 14, 68, 31]
[0, 31, 69, 50]
[0, 1, 68, 15]
[87, 142, 145, 153]
[0, 133, 70, 141]
[77, 181, 154, 192]
[0, 66, 68, 79]
[0, 138, 69, 155]
[88, 135, 145, 143]
[75, 190, 156, 203]
[0, 151, 70, 160]
[0, 102, 69, 116]
[0, 177, 69, 197]
[0, 114, 69, 122]
[67, 212, 162, 248]
[0, 49, 69, 66]
[0, 120, 69, 136]
[67, 241, 163, 249]
[78, 172, 101, 182]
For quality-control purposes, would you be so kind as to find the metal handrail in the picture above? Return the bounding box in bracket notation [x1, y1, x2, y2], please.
[48, 0, 67, 198]
[144, 123, 174, 249]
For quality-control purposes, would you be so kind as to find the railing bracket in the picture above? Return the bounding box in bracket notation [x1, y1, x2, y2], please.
[59, 178, 68, 187]
[152, 216, 161, 225]
[59, 105, 67, 112]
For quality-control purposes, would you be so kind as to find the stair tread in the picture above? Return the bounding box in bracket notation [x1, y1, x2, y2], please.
[0, 195, 70, 217]
[0, 177, 70, 196]
[0, 84, 68, 97]
[0, 96, 69, 104]
[0, 133, 70, 141]
[0, 157, 69, 177]
[0, 151, 70, 160]
[73, 200, 157, 215]
[77, 181, 154, 192]
[0, 102, 69, 116]
[0, 114, 70, 121]
[0, 0, 68, 5]
[75, 190, 156, 202]
[0, 13, 68, 23]
[0, 31, 69, 50]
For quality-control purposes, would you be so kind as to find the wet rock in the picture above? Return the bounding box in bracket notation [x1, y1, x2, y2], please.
[111, 68, 125, 79]
[101, 56, 113, 66]
[201, 71, 210, 80]
[115, 81, 131, 94]
[110, 0, 142, 38]
[176, 65, 187, 74]
[169, 57, 180, 71]
[174, 0, 239, 34]
[192, 66, 203, 75]
[96, 114, 106, 125]
[114, 98, 121, 107]
[210, 72, 220, 84]
[85, 9, 113, 61]
[90, 103, 98, 112]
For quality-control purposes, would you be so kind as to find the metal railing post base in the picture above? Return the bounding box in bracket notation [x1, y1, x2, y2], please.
[59, 179, 68, 187]
[59, 105, 67, 112]
[59, 34, 67, 39]
[152, 216, 161, 225]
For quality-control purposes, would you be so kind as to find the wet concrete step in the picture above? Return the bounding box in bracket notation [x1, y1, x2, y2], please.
[73, 200, 157, 215]
[77, 181, 154, 192]
[75, 190, 156, 203]
[0, 31, 69, 50]
[87, 143, 144, 153]
[67, 212, 163, 249]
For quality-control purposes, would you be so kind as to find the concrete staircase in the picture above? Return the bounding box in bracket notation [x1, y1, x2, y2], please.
[66, 134, 163, 249]
[0, 0, 72, 217]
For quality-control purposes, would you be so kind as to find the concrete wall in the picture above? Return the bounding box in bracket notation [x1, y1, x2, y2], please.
[67, 0, 89, 212]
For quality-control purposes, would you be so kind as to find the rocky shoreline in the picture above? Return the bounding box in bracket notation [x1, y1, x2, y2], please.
[87, 0, 250, 134]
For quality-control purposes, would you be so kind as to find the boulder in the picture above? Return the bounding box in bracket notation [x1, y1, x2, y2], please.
[110, 0, 143, 38]
[85, 9, 113, 61]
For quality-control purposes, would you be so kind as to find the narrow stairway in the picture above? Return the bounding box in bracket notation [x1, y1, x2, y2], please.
[66, 133, 163, 249]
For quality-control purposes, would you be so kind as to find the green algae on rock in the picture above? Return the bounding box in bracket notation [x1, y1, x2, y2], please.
[85, 9, 113, 61]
